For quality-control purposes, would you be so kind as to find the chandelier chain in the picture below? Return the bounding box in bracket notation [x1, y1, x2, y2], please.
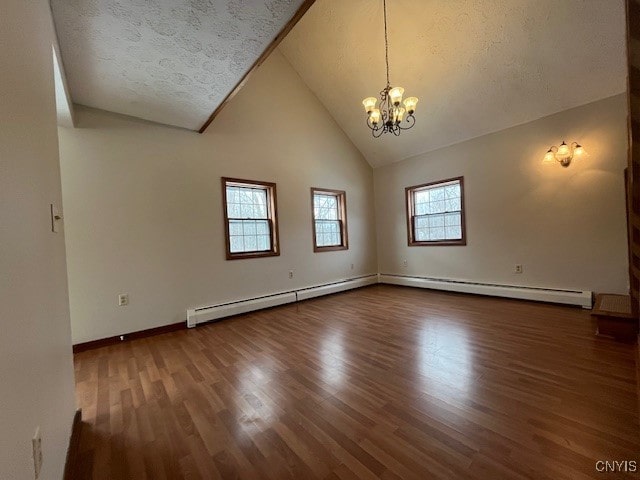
[383, 0, 390, 86]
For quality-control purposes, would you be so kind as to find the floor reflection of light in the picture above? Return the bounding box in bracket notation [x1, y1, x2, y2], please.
[417, 321, 473, 399]
[235, 358, 275, 432]
[320, 330, 346, 388]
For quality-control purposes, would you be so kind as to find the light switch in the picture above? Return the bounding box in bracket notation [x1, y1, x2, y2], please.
[50, 204, 62, 233]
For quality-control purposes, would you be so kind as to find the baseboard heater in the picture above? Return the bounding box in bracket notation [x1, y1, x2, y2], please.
[186, 274, 378, 328]
[379, 274, 593, 309]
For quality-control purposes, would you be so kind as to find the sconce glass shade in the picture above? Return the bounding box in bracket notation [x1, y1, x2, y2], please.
[389, 87, 404, 105]
[574, 144, 584, 156]
[557, 141, 570, 156]
[369, 108, 381, 125]
[403, 97, 418, 114]
[362, 97, 377, 114]
[543, 149, 555, 163]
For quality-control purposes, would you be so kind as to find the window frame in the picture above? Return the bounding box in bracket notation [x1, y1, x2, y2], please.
[405, 176, 467, 247]
[311, 187, 348, 252]
[221, 177, 280, 260]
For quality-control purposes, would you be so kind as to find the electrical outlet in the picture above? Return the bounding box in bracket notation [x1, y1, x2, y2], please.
[32, 427, 42, 479]
[350, 263, 354, 270]
[402, 259, 408, 267]
[288, 271, 294, 279]
[515, 264, 523, 274]
[118, 293, 129, 306]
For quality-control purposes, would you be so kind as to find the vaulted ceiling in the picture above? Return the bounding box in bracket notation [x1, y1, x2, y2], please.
[280, 0, 627, 167]
[50, 0, 306, 130]
[51, 1, 628, 167]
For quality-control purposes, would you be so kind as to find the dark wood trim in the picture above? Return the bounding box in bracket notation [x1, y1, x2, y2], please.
[311, 187, 348, 252]
[63, 409, 82, 480]
[405, 176, 467, 247]
[198, 0, 317, 133]
[625, 0, 640, 414]
[222, 177, 280, 260]
[72, 322, 186, 353]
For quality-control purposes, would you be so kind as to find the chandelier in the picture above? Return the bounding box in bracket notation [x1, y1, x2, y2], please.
[362, 0, 418, 137]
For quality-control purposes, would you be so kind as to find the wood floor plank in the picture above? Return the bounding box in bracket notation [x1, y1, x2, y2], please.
[72, 285, 640, 479]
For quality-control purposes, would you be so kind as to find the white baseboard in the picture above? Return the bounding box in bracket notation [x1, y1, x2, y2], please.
[379, 274, 593, 308]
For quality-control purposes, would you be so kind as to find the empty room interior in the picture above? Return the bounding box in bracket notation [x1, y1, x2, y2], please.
[3, 0, 640, 479]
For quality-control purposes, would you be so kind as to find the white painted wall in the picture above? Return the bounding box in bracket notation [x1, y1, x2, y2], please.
[375, 94, 629, 295]
[59, 50, 377, 344]
[0, 1, 77, 479]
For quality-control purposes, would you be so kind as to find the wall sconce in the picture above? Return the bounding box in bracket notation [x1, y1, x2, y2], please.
[543, 141, 584, 167]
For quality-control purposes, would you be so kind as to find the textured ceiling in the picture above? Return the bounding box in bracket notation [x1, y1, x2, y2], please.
[280, 0, 627, 167]
[50, 0, 306, 130]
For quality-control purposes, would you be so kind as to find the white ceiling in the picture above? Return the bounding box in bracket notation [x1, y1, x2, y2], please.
[50, 0, 306, 130]
[280, 0, 628, 167]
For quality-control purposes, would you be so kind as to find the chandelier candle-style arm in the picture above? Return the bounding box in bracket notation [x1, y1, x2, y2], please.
[361, 0, 419, 137]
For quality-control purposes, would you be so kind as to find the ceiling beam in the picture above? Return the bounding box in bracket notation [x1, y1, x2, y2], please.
[198, 0, 316, 134]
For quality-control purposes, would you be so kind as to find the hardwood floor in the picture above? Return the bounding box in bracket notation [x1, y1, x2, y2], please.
[72, 285, 640, 479]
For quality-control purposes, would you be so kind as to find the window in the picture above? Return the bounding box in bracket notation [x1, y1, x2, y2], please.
[311, 188, 348, 252]
[406, 176, 466, 246]
[222, 178, 279, 259]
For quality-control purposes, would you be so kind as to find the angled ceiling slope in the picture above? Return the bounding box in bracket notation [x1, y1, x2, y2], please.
[280, 0, 628, 167]
[51, 0, 311, 131]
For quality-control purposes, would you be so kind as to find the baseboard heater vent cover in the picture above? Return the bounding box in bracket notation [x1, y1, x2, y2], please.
[379, 274, 592, 308]
[187, 274, 378, 328]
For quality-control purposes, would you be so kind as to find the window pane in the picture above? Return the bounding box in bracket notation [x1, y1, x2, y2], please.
[256, 221, 269, 235]
[429, 187, 445, 202]
[228, 219, 271, 253]
[430, 200, 445, 214]
[244, 235, 257, 251]
[227, 203, 240, 218]
[315, 220, 341, 246]
[230, 235, 244, 253]
[430, 227, 445, 240]
[257, 235, 270, 251]
[314, 193, 339, 220]
[226, 185, 268, 220]
[445, 212, 461, 226]
[444, 185, 460, 199]
[229, 220, 243, 236]
[415, 190, 429, 204]
[445, 226, 462, 239]
[428, 214, 445, 228]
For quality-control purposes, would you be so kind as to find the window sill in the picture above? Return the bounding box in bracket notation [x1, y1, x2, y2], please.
[226, 251, 280, 260]
[408, 240, 466, 247]
[313, 245, 349, 253]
